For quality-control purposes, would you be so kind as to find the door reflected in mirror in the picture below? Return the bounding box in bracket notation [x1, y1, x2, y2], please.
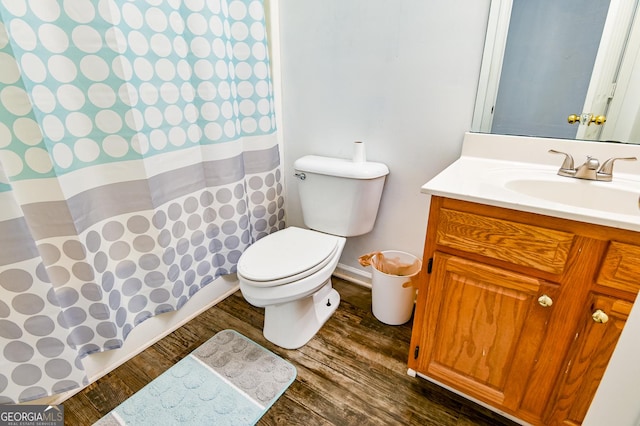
[472, 0, 640, 144]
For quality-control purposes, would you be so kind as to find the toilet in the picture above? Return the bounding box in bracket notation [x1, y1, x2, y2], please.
[238, 154, 389, 349]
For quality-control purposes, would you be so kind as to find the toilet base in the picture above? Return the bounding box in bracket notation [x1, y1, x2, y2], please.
[263, 280, 340, 349]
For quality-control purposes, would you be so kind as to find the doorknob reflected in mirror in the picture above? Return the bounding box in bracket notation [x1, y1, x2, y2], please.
[567, 113, 607, 125]
[568, 114, 582, 124]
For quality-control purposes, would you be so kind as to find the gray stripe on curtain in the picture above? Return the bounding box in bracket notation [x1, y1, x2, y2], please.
[20, 202, 78, 241]
[0, 218, 40, 266]
[243, 146, 281, 173]
[17, 146, 280, 241]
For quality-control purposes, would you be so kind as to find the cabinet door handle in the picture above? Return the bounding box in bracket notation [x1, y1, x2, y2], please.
[538, 294, 553, 307]
[592, 309, 609, 324]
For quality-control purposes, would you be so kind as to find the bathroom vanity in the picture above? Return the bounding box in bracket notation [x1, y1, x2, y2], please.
[408, 133, 640, 425]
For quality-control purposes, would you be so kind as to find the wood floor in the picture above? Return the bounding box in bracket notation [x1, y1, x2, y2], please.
[63, 277, 518, 425]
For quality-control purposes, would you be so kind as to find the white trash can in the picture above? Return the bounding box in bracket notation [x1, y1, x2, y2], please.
[370, 250, 422, 325]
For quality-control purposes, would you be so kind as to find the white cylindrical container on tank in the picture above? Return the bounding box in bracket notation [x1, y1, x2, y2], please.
[352, 141, 366, 162]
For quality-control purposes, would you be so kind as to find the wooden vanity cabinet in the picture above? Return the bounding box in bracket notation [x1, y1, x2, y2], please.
[424, 253, 559, 412]
[408, 197, 640, 426]
[544, 241, 640, 425]
[544, 293, 632, 425]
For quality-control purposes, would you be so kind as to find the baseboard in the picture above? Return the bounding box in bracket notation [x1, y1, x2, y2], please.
[36, 274, 240, 405]
[413, 372, 530, 426]
[333, 262, 372, 288]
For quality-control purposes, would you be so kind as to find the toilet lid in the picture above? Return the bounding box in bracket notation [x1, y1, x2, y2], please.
[237, 227, 339, 283]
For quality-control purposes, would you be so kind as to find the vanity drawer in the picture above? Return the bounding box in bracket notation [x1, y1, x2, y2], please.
[597, 242, 640, 295]
[435, 208, 574, 274]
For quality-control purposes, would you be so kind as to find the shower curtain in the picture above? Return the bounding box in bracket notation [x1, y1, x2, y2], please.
[0, 0, 284, 403]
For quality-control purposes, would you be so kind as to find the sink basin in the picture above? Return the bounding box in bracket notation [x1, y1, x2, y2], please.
[504, 177, 640, 216]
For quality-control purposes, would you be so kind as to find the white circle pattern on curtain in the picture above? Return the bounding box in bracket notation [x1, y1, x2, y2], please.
[0, 0, 274, 181]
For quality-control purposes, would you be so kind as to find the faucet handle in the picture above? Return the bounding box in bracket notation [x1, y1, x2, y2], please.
[598, 157, 637, 176]
[548, 149, 575, 171]
[584, 156, 600, 170]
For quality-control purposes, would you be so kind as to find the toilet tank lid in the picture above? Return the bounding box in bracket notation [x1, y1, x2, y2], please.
[294, 155, 389, 179]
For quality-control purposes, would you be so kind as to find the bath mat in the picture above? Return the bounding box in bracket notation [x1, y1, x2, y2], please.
[94, 329, 296, 426]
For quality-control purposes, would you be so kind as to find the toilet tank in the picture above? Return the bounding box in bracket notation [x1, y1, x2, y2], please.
[293, 155, 389, 237]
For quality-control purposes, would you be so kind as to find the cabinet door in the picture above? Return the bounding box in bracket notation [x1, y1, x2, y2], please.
[545, 293, 632, 425]
[416, 252, 558, 412]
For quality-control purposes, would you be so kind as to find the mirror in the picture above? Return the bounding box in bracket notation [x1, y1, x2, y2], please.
[472, 0, 640, 144]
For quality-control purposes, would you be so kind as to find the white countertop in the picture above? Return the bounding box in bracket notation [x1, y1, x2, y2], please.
[422, 133, 640, 232]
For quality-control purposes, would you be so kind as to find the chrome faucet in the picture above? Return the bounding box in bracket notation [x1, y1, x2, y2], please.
[549, 150, 637, 182]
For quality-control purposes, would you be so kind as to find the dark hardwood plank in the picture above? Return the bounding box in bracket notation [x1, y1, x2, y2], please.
[63, 392, 101, 426]
[260, 394, 333, 426]
[63, 277, 518, 426]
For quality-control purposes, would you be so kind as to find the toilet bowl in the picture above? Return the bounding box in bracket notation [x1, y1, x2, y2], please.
[238, 227, 346, 349]
[238, 153, 389, 349]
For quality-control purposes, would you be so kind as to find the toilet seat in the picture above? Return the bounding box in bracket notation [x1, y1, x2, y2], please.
[237, 227, 340, 287]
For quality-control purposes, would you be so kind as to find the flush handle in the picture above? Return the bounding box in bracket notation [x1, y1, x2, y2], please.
[294, 172, 306, 180]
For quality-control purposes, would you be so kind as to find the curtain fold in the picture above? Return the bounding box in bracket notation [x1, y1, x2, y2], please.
[0, 0, 284, 403]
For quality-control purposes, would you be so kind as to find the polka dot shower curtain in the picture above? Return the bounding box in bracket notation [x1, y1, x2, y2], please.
[0, 0, 284, 403]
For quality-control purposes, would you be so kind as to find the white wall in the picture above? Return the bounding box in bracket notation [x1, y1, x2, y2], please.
[277, 0, 491, 274]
